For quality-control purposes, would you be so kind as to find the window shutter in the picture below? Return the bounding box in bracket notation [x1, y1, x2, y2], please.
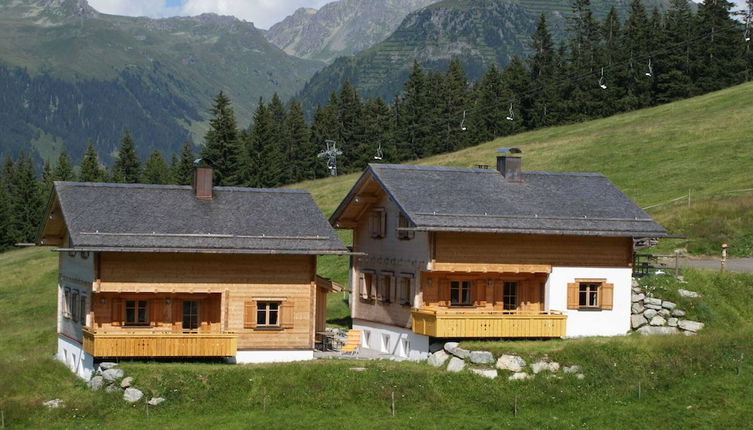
[281, 302, 295, 329]
[244, 301, 256, 329]
[600, 283, 614, 310]
[567, 283, 579, 309]
[475, 280, 486, 305]
[389, 276, 396, 303]
[439, 279, 450, 305]
[359, 273, 368, 299]
[380, 210, 387, 238]
[409, 277, 416, 307]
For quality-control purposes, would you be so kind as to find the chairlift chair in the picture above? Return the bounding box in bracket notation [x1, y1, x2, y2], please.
[374, 142, 383, 160]
[645, 58, 653, 77]
[599, 68, 607, 90]
[460, 110, 467, 131]
[505, 104, 515, 121]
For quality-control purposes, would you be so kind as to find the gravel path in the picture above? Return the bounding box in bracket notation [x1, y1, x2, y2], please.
[680, 258, 753, 274]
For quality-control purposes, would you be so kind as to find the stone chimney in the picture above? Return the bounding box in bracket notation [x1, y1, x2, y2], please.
[192, 160, 213, 200]
[496, 148, 523, 182]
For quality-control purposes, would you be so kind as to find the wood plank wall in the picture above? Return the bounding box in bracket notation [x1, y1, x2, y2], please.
[420, 273, 547, 311]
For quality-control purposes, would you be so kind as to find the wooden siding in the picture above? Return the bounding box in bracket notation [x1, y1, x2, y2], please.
[411, 308, 566, 338]
[95, 253, 318, 350]
[83, 328, 237, 357]
[420, 272, 548, 311]
[434, 232, 633, 268]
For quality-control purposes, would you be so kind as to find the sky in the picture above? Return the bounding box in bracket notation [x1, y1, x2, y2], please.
[87, 0, 750, 30]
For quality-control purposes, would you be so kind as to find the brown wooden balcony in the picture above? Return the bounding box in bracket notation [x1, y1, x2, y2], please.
[411, 308, 566, 338]
[82, 328, 237, 358]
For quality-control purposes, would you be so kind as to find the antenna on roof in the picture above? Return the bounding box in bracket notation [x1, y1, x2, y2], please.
[317, 140, 342, 176]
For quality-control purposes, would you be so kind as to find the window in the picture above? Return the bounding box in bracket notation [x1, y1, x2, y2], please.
[125, 300, 149, 326]
[257, 302, 280, 327]
[397, 212, 415, 240]
[450, 281, 472, 306]
[398, 276, 412, 306]
[503, 282, 518, 311]
[567, 280, 614, 311]
[369, 208, 386, 239]
[63, 287, 71, 319]
[71, 291, 80, 322]
[182, 301, 200, 331]
[360, 271, 375, 301]
[79, 295, 88, 325]
[378, 272, 393, 303]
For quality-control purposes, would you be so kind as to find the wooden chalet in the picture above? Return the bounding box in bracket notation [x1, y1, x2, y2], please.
[38, 167, 348, 378]
[330, 149, 667, 360]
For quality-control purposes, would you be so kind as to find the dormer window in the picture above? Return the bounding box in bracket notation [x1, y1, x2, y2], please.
[369, 208, 386, 239]
[397, 212, 414, 240]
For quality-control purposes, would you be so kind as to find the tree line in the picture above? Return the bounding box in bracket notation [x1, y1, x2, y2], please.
[1, 0, 749, 250]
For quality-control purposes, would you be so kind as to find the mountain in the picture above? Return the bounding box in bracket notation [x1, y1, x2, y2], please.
[265, 0, 440, 64]
[296, 0, 673, 110]
[0, 0, 323, 164]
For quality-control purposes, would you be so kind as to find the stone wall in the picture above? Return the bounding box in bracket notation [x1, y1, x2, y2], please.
[630, 279, 705, 335]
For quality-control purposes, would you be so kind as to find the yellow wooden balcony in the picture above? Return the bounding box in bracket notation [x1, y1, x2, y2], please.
[411, 308, 566, 338]
[82, 328, 237, 357]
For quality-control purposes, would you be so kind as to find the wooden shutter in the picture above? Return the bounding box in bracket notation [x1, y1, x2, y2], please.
[475, 280, 486, 306]
[567, 283, 579, 309]
[600, 283, 614, 310]
[281, 302, 295, 329]
[422, 277, 436, 304]
[375, 275, 383, 301]
[244, 301, 256, 329]
[359, 273, 368, 299]
[439, 279, 450, 306]
[409, 277, 416, 307]
[389, 276, 396, 303]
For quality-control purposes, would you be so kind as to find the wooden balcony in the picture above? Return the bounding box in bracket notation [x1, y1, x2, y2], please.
[411, 308, 566, 338]
[82, 328, 237, 358]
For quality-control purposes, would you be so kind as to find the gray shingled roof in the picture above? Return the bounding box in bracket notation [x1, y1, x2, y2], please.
[333, 164, 667, 238]
[53, 182, 348, 254]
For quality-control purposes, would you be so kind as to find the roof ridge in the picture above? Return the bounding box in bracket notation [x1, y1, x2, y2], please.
[368, 164, 604, 177]
[54, 181, 308, 194]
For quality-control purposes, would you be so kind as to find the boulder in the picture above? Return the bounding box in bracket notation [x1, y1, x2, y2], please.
[671, 309, 686, 318]
[650, 316, 667, 326]
[147, 397, 165, 406]
[631, 314, 648, 329]
[444, 342, 470, 359]
[531, 360, 559, 374]
[120, 376, 134, 388]
[469, 351, 494, 365]
[563, 365, 581, 374]
[678, 320, 705, 332]
[496, 354, 526, 372]
[662, 301, 677, 310]
[88, 375, 105, 391]
[98, 362, 118, 371]
[631, 303, 645, 314]
[101, 368, 124, 382]
[658, 309, 671, 318]
[446, 357, 466, 373]
[429, 342, 445, 353]
[667, 318, 679, 327]
[632, 279, 640, 288]
[43, 399, 64, 409]
[631, 293, 645, 303]
[643, 309, 658, 320]
[683, 331, 697, 336]
[677, 289, 700, 298]
[644, 304, 663, 311]
[576, 374, 586, 380]
[637, 326, 680, 336]
[508, 372, 531, 381]
[105, 384, 122, 393]
[470, 368, 498, 379]
[632, 287, 642, 294]
[644, 297, 662, 306]
[427, 350, 449, 368]
[123, 387, 144, 403]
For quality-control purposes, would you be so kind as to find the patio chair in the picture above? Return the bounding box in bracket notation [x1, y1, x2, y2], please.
[340, 329, 361, 356]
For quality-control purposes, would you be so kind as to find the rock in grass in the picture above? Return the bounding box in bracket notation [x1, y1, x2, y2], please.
[471, 368, 498, 379]
[631, 314, 648, 329]
[677, 289, 700, 298]
[101, 368, 124, 382]
[632, 279, 640, 288]
[428, 350, 449, 368]
[469, 351, 494, 364]
[147, 397, 165, 406]
[98, 362, 118, 371]
[671, 309, 686, 318]
[508, 372, 531, 381]
[496, 355, 526, 372]
[88, 375, 105, 391]
[123, 387, 144, 403]
[43, 399, 64, 408]
[446, 357, 466, 373]
[678, 320, 705, 332]
[667, 318, 679, 327]
[658, 309, 671, 318]
[531, 361, 559, 374]
[563, 365, 581, 374]
[662, 301, 677, 310]
[120, 376, 134, 388]
[631, 293, 645, 303]
[643, 309, 658, 320]
[444, 342, 470, 359]
[650, 316, 667, 326]
[637, 326, 680, 336]
[644, 304, 662, 311]
[644, 297, 662, 306]
[105, 384, 122, 393]
[576, 374, 586, 380]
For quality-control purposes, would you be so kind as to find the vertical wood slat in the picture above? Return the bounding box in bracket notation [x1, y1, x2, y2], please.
[410, 310, 566, 338]
[281, 302, 295, 329]
[567, 283, 579, 309]
[600, 283, 614, 310]
[244, 301, 256, 329]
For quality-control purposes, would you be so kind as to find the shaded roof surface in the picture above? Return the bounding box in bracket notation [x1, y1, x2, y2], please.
[335, 164, 666, 237]
[54, 182, 348, 254]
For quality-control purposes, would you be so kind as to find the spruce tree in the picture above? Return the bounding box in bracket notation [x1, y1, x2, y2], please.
[243, 98, 283, 188]
[53, 149, 75, 181]
[112, 130, 141, 183]
[309, 102, 340, 178]
[201, 92, 241, 186]
[656, 0, 695, 102]
[354, 97, 393, 169]
[621, 0, 654, 110]
[568, 0, 606, 119]
[336, 80, 363, 171]
[469, 65, 513, 143]
[9, 153, 43, 244]
[173, 141, 195, 186]
[528, 13, 559, 128]
[437, 58, 470, 154]
[41, 160, 54, 192]
[396, 61, 430, 160]
[282, 99, 311, 183]
[0, 168, 10, 250]
[502, 56, 531, 131]
[693, 0, 744, 93]
[267, 94, 289, 182]
[143, 150, 171, 185]
[79, 141, 106, 182]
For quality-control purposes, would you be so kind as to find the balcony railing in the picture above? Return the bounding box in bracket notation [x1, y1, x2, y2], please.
[82, 328, 237, 357]
[411, 308, 566, 338]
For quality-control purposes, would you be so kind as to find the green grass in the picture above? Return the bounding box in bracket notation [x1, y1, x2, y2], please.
[2, 247, 753, 428]
[295, 81, 753, 257]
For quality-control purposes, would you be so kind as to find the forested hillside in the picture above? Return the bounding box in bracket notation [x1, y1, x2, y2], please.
[0, 0, 323, 165]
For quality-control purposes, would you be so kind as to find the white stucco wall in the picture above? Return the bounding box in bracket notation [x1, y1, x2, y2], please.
[547, 267, 632, 337]
[57, 335, 95, 380]
[353, 319, 429, 361]
[233, 350, 314, 364]
[58, 251, 95, 341]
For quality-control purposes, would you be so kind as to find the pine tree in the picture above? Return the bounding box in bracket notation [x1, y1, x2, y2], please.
[282, 99, 311, 183]
[53, 149, 75, 181]
[620, 0, 654, 110]
[336, 81, 363, 171]
[354, 97, 394, 169]
[201, 92, 241, 186]
[528, 13, 559, 128]
[242, 98, 283, 188]
[438, 58, 470, 154]
[9, 153, 43, 244]
[568, 0, 606, 119]
[79, 141, 106, 182]
[309, 102, 340, 178]
[112, 130, 141, 183]
[267, 94, 289, 183]
[502, 56, 531, 131]
[173, 141, 195, 186]
[41, 160, 54, 193]
[656, 0, 695, 102]
[693, 0, 745, 93]
[143, 150, 172, 185]
[0, 167, 11, 250]
[396, 61, 430, 160]
[469, 65, 514, 143]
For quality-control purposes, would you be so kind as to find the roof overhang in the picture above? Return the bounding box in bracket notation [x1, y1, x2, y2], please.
[53, 247, 358, 255]
[397, 226, 668, 238]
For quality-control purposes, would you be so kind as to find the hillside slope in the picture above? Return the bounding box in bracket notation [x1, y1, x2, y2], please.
[0, 0, 323, 163]
[296, 0, 672, 109]
[297, 82, 753, 256]
[266, 0, 439, 64]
